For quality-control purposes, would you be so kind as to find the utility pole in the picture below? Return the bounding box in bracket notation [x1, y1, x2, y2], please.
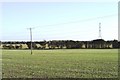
[28, 27, 33, 55]
[99, 23, 102, 39]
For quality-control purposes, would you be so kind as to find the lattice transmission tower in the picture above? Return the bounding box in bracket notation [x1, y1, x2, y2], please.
[98, 23, 102, 39]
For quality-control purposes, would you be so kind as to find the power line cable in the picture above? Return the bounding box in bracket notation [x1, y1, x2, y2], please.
[2, 14, 118, 41]
[3, 13, 117, 35]
[32, 14, 117, 29]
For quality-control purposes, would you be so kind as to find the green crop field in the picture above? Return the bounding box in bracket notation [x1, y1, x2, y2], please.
[2, 49, 118, 78]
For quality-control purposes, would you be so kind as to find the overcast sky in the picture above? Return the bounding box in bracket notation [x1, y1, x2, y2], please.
[1, 1, 118, 41]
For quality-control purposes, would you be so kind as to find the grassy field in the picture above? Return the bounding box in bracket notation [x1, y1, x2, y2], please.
[2, 49, 118, 78]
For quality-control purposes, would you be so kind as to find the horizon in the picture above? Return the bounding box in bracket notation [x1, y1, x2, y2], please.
[1, 38, 118, 42]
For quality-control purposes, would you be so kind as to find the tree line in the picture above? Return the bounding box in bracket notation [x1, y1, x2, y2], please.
[0, 39, 119, 49]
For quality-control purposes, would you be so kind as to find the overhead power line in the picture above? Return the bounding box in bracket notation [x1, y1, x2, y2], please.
[2, 13, 118, 42]
[32, 14, 117, 29]
[3, 13, 117, 35]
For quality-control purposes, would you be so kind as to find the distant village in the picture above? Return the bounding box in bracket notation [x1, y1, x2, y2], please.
[0, 39, 119, 49]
